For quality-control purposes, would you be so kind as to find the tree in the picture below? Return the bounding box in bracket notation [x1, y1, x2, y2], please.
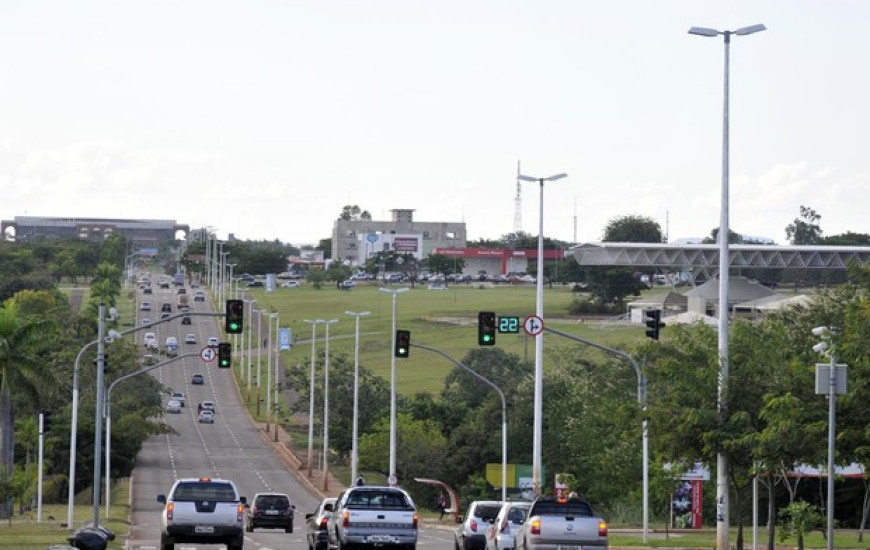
[339, 205, 372, 221]
[424, 254, 465, 281]
[602, 215, 663, 243]
[0, 305, 52, 518]
[785, 205, 823, 245]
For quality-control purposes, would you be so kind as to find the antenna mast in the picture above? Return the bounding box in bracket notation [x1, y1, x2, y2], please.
[513, 160, 523, 234]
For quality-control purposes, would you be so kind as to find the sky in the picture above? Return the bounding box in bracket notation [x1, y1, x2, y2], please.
[1, 1, 868, 247]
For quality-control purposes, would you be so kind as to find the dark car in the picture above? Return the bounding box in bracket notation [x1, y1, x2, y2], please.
[191, 373, 204, 385]
[247, 281, 264, 288]
[143, 287, 153, 294]
[455, 501, 503, 550]
[306, 497, 336, 550]
[181, 315, 192, 325]
[246, 492, 294, 533]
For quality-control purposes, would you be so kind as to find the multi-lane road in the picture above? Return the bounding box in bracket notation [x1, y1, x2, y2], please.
[124, 279, 455, 550]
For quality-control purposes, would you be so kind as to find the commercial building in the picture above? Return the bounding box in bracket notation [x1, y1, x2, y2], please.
[432, 247, 566, 278]
[1, 215, 189, 249]
[332, 209, 466, 265]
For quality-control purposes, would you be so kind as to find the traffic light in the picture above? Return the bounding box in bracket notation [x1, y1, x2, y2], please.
[225, 299, 244, 334]
[395, 330, 411, 358]
[218, 342, 232, 368]
[644, 309, 664, 340]
[478, 311, 496, 346]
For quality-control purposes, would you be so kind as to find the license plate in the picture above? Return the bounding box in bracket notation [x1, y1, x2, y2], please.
[368, 535, 393, 543]
[194, 525, 214, 533]
[558, 546, 579, 550]
[265, 510, 281, 515]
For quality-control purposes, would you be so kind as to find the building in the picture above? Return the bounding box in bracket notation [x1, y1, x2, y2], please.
[432, 247, 566, 277]
[1, 215, 189, 249]
[331, 209, 466, 265]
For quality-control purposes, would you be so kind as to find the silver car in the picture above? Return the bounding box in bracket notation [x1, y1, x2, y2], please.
[166, 400, 182, 414]
[485, 502, 531, 550]
[455, 500, 503, 550]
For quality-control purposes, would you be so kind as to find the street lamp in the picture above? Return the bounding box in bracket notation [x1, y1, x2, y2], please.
[273, 313, 282, 442]
[254, 309, 264, 417]
[812, 326, 846, 550]
[303, 319, 326, 476]
[517, 171, 567, 495]
[266, 312, 279, 430]
[245, 299, 257, 401]
[322, 319, 339, 491]
[689, 22, 765, 550]
[345, 310, 371, 484]
[379, 287, 409, 485]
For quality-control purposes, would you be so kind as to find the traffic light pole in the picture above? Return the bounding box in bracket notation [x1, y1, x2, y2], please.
[411, 343, 508, 502]
[543, 326, 649, 543]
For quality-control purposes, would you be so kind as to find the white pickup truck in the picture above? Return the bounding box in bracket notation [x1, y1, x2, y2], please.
[157, 477, 247, 550]
[513, 497, 607, 550]
[328, 485, 418, 550]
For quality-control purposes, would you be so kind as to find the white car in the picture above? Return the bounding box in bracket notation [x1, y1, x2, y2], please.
[281, 280, 300, 288]
[207, 337, 219, 346]
[165, 336, 179, 348]
[166, 400, 182, 414]
[184, 333, 197, 344]
[198, 410, 215, 424]
[140, 301, 152, 311]
[141, 318, 151, 326]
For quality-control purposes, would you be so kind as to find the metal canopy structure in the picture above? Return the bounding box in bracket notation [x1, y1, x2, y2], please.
[571, 242, 870, 282]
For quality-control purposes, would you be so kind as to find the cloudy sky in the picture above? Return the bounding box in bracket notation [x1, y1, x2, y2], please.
[1, 1, 867, 246]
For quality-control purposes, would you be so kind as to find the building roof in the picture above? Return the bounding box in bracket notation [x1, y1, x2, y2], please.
[684, 276, 775, 302]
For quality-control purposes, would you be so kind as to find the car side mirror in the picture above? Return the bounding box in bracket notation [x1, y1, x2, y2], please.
[157, 495, 166, 504]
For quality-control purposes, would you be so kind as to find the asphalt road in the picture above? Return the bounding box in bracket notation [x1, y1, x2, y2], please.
[125, 281, 456, 550]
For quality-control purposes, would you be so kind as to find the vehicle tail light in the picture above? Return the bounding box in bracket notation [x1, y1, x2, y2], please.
[471, 519, 479, 532]
[166, 502, 174, 521]
[319, 517, 329, 529]
[412, 513, 419, 529]
[530, 519, 541, 535]
[237, 503, 244, 523]
[500, 520, 509, 533]
[598, 521, 608, 537]
[342, 511, 350, 528]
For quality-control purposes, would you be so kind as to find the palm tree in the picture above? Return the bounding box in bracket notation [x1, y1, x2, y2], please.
[88, 262, 122, 311]
[0, 306, 50, 518]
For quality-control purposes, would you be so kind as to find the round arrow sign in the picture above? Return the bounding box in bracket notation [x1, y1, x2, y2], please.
[523, 315, 544, 336]
[200, 347, 216, 362]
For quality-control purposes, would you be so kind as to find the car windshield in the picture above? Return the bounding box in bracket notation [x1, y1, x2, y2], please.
[172, 482, 236, 502]
[531, 500, 593, 517]
[474, 504, 502, 522]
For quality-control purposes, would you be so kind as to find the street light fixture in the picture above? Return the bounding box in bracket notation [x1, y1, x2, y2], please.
[303, 319, 326, 476]
[379, 286, 409, 485]
[266, 313, 279, 431]
[517, 171, 567, 495]
[322, 319, 339, 491]
[346, 310, 371, 484]
[688, 22, 766, 550]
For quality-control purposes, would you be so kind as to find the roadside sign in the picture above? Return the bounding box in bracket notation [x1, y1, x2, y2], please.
[523, 315, 544, 336]
[387, 475, 398, 486]
[200, 347, 216, 362]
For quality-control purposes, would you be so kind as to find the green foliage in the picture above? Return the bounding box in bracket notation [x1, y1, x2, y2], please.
[778, 501, 824, 550]
[306, 268, 326, 289]
[603, 215, 663, 243]
[425, 254, 465, 279]
[786, 205, 823, 245]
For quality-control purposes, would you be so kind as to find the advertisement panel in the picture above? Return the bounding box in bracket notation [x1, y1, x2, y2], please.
[393, 237, 419, 252]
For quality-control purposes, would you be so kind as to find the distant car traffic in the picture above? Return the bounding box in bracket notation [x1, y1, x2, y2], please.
[185, 334, 197, 344]
[141, 318, 151, 326]
[281, 281, 300, 288]
[198, 410, 215, 423]
[140, 302, 152, 311]
[198, 401, 215, 413]
[194, 290, 206, 302]
[207, 337, 219, 346]
[247, 281, 264, 288]
[170, 391, 185, 407]
[191, 373, 205, 385]
[485, 502, 531, 550]
[166, 400, 181, 414]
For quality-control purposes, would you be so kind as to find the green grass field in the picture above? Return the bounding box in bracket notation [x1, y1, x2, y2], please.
[240, 282, 643, 394]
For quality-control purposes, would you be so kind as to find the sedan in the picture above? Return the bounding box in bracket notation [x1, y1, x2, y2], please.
[140, 302, 152, 311]
[191, 373, 205, 385]
[141, 318, 151, 326]
[207, 337, 219, 346]
[198, 410, 215, 423]
[306, 497, 337, 550]
[166, 400, 181, 414]
[184, 334, 197, 344]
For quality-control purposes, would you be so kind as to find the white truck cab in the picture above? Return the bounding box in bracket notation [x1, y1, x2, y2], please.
[157, 477, 246, 550]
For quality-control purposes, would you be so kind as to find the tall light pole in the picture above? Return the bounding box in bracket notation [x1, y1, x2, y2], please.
[273, 313, 281, 442]
[689, 23, 766, 550]
[303, 319, 325, 476]
[379, 286, 409, 485]
[517, 171, 567, 495]
[346, 310, 371, 484]
[254, 309, 263, 417]
[321, 319, 339, 491]
[266, 312, 278, 430]
[245, 299, 257, 401]
[812, 326, 845, 550]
